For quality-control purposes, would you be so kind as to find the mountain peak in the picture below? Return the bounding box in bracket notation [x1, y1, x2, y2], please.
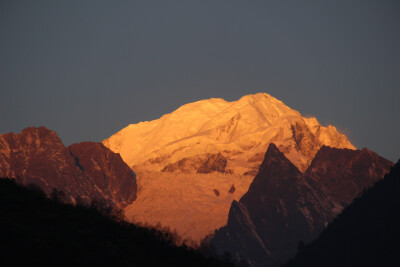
[257, 143, 299, 173]
[102, 92, 358, 244]
[242, 143, 301, 199]
[237, 92, 274, 103]
[1, 126, 65, 153]
[103, 92, 355, 173]
[18, 126, 60, 141]
[265, 142, 281, 156]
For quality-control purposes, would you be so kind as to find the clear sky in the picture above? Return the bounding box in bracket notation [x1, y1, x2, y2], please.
[1, 1, 399, 162]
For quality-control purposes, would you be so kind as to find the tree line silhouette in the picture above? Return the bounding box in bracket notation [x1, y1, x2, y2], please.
[0, 178, 234, 267]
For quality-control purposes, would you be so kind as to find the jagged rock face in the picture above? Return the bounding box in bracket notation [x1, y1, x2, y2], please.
[68, 142, 137, 207]
[210, 144, 392, 267]
[0, 127, 137, 208]
[103, 93, 356, 243]
[161, 153, 229, 174]
[0, 127, 83, 197]
[197, 153, 228, 174]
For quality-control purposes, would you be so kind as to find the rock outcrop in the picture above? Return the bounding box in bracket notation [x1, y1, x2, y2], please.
[0, 127, 137, 208]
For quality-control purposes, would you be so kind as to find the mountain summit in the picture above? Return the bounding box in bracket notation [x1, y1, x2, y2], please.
[103, 93, 356, 242]
[103, 93, 354, 174]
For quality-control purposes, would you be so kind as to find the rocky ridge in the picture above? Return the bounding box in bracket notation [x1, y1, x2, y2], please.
[0, 126, 137, 208]
[210, 144, 392, 266]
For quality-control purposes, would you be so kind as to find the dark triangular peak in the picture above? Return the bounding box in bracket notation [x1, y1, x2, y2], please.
[240, 143, 302, 208]
[244, 143, 302, 194]
[238, 143, 333, 265]
[211, 144, 394, 266]
[305, 145, 393, 208]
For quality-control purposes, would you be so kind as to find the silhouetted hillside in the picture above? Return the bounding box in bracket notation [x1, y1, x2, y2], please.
[0, 178, 232, 267]
[284, 160, 400, 267]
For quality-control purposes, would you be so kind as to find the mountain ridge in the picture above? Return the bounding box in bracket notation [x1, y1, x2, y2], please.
[0, 126, 137, 208]
[103, 92, 358, 243]
[284, 159, 400, 267]
[103, 93, 355, 174]
[210, 143, 392, 266]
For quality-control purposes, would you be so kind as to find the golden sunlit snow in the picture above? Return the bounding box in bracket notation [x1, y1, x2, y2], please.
[103, 93, 355, 243]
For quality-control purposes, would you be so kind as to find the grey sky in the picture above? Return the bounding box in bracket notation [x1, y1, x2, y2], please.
[1, 1, 399, 161]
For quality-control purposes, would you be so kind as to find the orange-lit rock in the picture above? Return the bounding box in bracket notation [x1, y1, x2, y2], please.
[0, 127, 136, 208]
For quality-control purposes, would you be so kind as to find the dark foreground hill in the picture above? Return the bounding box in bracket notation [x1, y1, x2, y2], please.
[0, 178, 232, 267]
[284, 159, 400, 267]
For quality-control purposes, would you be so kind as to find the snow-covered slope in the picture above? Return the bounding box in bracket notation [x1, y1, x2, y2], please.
[103, 93, 355, 242]
[103, 93, 354, 174]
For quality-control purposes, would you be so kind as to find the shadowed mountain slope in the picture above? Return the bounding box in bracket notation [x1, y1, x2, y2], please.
[285, 159, 400, 267]
[211, 144, 392, 267]
[305, 146, 393, 208]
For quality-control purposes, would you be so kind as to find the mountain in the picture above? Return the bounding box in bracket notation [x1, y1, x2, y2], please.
[0, 126, 137, 208]
[210, 144, 392, 266]
[103, 93, 354, 174]
[305, 146, 393, 209]
[284, 160, 400, 267]
[0, 178, 233, 267]
[103, 93, 355, 242]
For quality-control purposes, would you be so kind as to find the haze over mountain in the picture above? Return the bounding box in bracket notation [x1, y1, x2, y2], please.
[103, 93, 356, 242]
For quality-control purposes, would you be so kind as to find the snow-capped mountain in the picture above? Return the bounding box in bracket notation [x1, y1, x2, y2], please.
[103, 93, 356, 242]
[103, 93, 354, 174]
